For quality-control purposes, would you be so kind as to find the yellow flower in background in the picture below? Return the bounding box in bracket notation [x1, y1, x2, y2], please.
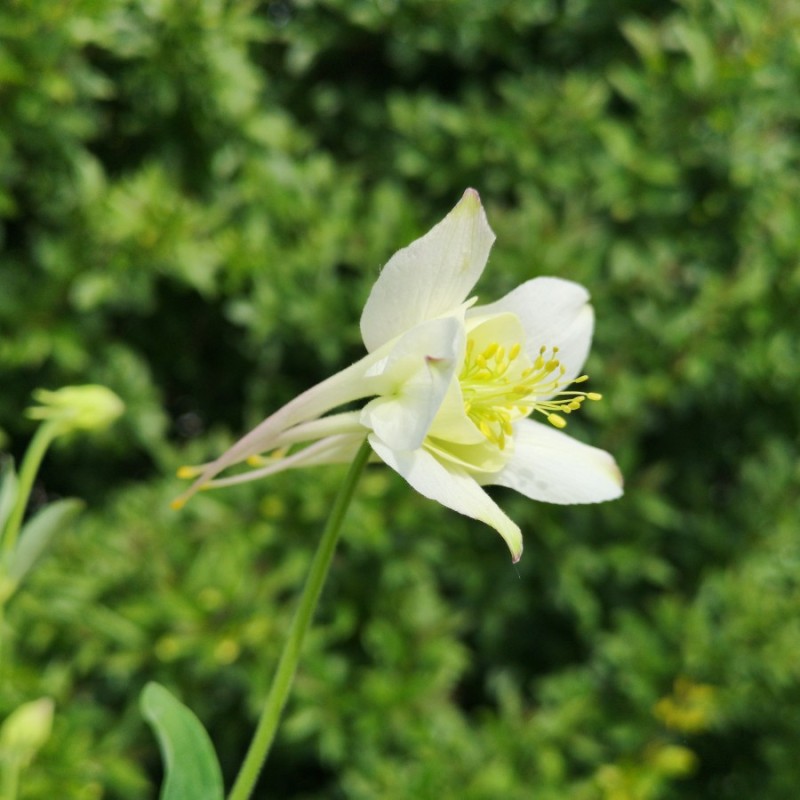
[174, 190, 622, 561]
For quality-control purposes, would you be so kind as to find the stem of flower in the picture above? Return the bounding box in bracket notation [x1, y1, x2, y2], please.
[227, 438, 372, 800]
[2, 421, 61, 559]
[0, 758, 20, 800]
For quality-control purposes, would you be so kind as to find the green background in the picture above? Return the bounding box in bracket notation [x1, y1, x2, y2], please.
[2, 0, 799, 797]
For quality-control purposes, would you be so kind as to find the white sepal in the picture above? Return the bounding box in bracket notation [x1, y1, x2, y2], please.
[484, 418, 623, 504]
[369, 434, 523, 562]
[360, 188, 495, 352]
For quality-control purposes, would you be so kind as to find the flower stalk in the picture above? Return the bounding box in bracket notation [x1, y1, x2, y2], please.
[227, 438, 372, 800]
[1, 423, 60, 560]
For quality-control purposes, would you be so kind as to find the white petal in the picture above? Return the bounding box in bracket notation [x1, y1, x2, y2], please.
[274, 411, 365, 447]
[369, 435, 523, 562]
[484, 418, 623, 504]
[173, 348, 389, 508]
[207, 434, 367, 489]
[182, 411, 365, 474]
[360, 189, 495, 353]
[471, 277, 594, 384]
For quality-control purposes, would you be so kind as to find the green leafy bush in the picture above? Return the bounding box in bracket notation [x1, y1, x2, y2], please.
[2, 0, 799, 797]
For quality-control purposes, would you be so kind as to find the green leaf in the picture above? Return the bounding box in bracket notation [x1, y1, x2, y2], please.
[140, 682, 224, 800]
[7, 498, 84, 587]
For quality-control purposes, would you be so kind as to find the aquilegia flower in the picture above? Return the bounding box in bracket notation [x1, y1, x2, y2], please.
[174, 190, 622, 561]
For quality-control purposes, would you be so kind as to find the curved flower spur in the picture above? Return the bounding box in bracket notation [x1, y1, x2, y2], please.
[173, 189, 623, 561]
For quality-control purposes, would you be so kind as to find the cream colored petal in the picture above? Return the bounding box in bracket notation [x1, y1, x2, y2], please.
[176, 412, 365, 476]
[206, 433, 367, 489]
[273, 412, 365, 448]
[424, 436, 510, 476]
[470, 277, 594, 385]
[425, 380, 485, 445]
[484, 418, 623, 504]
[360, 189, 495, 352]
[173, 348, 389, 508]
[369, 434, 523, 562]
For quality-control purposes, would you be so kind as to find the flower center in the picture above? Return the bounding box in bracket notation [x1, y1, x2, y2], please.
[459, 338, 601, 449]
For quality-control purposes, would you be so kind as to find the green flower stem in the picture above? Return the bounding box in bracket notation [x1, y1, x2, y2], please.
[2, 421, 60, 559]
[1, 421, 60, 683]
[227, 438, 372, 800]
[1, 760, 20, 800]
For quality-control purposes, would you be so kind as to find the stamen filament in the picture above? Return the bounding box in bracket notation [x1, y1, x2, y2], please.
[459, 338, 603, 447]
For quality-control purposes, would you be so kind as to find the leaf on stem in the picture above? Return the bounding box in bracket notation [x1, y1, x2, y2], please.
[140, 682, 224, 800]
[6, 498, 84, 589]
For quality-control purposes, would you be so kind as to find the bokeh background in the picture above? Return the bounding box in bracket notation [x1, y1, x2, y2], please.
[2, 0, 800, 797]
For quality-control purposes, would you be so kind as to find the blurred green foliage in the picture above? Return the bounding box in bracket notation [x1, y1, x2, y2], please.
[2, 0, 799, 797]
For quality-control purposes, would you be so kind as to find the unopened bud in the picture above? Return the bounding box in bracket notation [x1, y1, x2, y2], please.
[26, 385, 124, 434]
[0, 697, 54, 767]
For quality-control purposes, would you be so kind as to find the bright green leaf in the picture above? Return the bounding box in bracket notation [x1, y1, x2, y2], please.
[6, 498, 84, 589]
[140, 682, 224, 800]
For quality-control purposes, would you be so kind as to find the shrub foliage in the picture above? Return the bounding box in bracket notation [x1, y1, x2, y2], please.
[2, 0, 799, 798]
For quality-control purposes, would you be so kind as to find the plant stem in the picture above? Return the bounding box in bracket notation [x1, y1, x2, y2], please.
[0, 760, 20, 800]
[227, 438, 372, 800]
[2, 422, 60, 558]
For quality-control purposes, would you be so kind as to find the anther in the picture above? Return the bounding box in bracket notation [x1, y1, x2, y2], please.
[460, 336, 604, 443]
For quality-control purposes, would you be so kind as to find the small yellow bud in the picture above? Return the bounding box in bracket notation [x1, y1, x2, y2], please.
[547, 414, 567, 429]
[0, 697, 54, 768]
[26, 385, 124, 434]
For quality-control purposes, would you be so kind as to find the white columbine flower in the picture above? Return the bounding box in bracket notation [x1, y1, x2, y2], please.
[174, 190, 623, 561]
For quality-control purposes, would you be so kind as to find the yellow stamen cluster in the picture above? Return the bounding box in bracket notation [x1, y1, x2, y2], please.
[459, 339, 601, 448]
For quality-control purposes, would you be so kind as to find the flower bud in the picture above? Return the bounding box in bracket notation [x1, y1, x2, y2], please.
[0, 697, 54, 767]
[26, 385, 124, 434]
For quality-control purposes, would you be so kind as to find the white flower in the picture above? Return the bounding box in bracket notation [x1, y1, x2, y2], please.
[174, 190, 623, 561]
